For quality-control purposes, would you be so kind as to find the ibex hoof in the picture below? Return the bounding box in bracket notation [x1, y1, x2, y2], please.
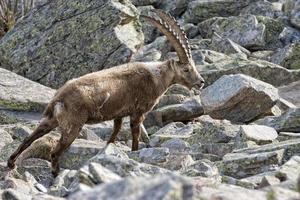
[51, 169, 59, 177]
[7, 158, 16, 169]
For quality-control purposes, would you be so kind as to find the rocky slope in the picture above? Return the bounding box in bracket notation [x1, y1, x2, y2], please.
[1, 0, 300, 199]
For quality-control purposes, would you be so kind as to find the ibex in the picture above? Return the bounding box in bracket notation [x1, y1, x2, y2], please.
[7, 10, 205, 176]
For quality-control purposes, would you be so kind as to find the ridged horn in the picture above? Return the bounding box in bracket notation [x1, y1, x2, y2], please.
[152, 9, 191, 59]
[140, 10, 191, 64]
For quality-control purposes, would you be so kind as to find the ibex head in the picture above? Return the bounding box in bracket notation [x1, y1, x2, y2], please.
[141, 10, 205, 90]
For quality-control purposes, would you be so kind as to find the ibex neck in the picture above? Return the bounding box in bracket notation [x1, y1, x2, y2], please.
[144, 60, 175, 94]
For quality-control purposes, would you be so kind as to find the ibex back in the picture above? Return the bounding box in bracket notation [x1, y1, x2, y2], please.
[7, 9, 205, 176]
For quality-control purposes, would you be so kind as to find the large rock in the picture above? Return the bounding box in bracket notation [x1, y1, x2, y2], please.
[209, 34, 250, 57]
[235, 125, 278, 145]
[218, 149, 284, 178]
[276, 156, 300, 182]
[233, 138, 300, 162]
[290, 0, 300, 29]
[200, 74, 279, 122]
[128, 147, 170, 165]
[254, 108, 300, 132]
[60, 139, 106, 170]
[191, 115, 240, 143]
[0, 0, 143, 88]
[199, 15, 266, 49]
[198, 184, 267, 200]
[278, 80, 300, 107]
[269, 43, 300, 70]
[255, 16, 284, 50]
[240, 1, 283, 18]
[69, 173, 195, 200]
[199, 58, 300, 88]
[149, 122, 194, 147]
[0, 68, 55, 111]
[183, 0, 260, 23]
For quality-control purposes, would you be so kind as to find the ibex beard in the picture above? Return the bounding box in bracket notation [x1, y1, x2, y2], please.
[7, 9, 205, 176]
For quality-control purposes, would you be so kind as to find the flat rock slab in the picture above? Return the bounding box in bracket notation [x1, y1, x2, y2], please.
[233, 138, 300, 162]
[200, 74, 279, 122]
[0, 68, 55, 112]
[238, 125, 278, 144]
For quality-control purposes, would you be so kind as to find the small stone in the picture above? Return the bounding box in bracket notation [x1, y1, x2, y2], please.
[88, 162, 121, 184]
[257, 175, 281, 188]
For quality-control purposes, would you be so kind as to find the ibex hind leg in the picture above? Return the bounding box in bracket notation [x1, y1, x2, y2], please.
[50, 124, 82, 177]
[7, 117, 58, 169]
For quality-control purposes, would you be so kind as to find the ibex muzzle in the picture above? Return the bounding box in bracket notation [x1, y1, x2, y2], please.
[7, 9, 205, 176]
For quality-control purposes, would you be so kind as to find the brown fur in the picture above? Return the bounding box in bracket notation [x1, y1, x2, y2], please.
[7, 10, 205, 176]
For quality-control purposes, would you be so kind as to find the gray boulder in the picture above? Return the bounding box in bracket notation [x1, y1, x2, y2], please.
[183, 0, 260, 23]
[218, 149, 284, 178]
[69, 173, 195, 200]
[240, 1, 283, 18]
[254, 108, 300, 132]
[255, 16, 284, 50]
[200, 58, 300, 88]
[233, 138, 300, 162]
[87, 154, 169, 177]
[182, 160, 220, 178]
[269, 43, 300, 70]
[191, 115, 240, 143]
[278, 80, 300, 107]
[200, 74, 279, 122]
[0, 68, 55, 111]
[290, 1, 300, 29]
[145, 97, 204, 127]
[149, 122, 193, 147]
[128, 147, 170, 165]
[209, 34, 250, 58]
[0, 0, 143, 88]
[199, 15, 266, 49]
[279, 27, 300, 46]
[198, 184, 267, 200]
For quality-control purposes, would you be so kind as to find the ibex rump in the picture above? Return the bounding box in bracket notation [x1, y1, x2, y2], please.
[7, 10, 205, 176]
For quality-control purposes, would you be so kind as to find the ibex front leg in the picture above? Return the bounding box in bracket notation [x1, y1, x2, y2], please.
[107, 118, 123, 144]
[130, 114, 145, 151]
